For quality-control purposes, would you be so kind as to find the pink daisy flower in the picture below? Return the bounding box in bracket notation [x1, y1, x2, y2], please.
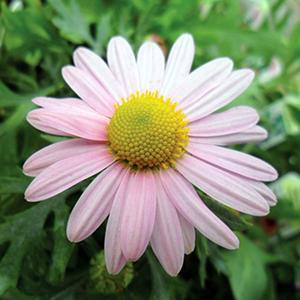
[23, 33, 278, 276]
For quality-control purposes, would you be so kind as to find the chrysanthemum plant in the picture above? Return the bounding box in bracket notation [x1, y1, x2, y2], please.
[23, 33, 278, 276]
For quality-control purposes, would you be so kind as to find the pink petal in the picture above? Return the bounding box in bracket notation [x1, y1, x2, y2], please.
[137, 42, 165, 92]
[120, 171, 157, 261]
[105, 170, 130, 274]
[29, 97, 100, 137]
[25, 146, 114, 202]
[23, 138, 101, 177]
[189, 126, 267, 145]
[185, 69, 255, 122]
[240, 178, 277, 207]
[188, 144, 278, 182]
[67, 163, 125, 242]
[188, 106, 259, 137]
[27, 108, 108, 141]
[171, 57, 233, 105]
[73, 47, 126, 101]
[178, 214, 195, 254]
[26, 112, 68, 136]
[62, 66, 115, 117]
[176, 154, 269, 216]
[160, 34, 195, 97]
[150, 176, 184, 276]
[33, 97, 96, 113]
[160, 169, 239, 249]
[107, 36, 139, 96]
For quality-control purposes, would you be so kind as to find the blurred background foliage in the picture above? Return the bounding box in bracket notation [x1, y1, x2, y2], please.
[0, 0, 300, 299]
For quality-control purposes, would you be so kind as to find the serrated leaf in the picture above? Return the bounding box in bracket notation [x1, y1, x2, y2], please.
[0, 195, 73, 296]
[49, 0, 94, 45]
[2, 4, 66, 62]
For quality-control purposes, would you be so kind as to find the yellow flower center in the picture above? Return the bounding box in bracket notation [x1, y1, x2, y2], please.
[107, 91, 189, 170]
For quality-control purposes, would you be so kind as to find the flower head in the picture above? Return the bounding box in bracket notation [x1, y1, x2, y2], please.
[23, 33, 278, 276]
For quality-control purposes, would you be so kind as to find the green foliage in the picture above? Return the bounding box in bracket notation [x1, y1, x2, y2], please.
[222, 234, 279, 300]
[0, 0, 300, 299]
[0, 195, 73, 295]
[147, 251, 189, 300]
[89, 251, 134, 294]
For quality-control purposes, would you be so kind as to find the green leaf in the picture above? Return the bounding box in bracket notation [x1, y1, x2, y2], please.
[0, 81, 57, 108]
[89, 251, 133, 294]
[282, 96, 300, 136]
[222, 234, 270, 300]
[0, 102, 34, 136]
[0, 176, 30, 194]
[48, 201, 74, 284]
[146, 251, 188, 300]
[271, 172, 300, 219]
[0, 83, 58, 136]
[2, 4, 66, 62]
[196, 234, 208, 288]
[260, 100, 286, 150]
[49, 0, 94, 45]
[0, 133, 18, 176]
[0, 196, 73, 296]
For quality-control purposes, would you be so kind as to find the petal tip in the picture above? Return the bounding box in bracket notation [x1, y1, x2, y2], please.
[108, 36, 128, 46]
[61, 65, 74, 79]
[24, 188, 34, 202]
[245, 69, 255, 81]
[230, 236, 240, 250]
[179, 32, 193, 41]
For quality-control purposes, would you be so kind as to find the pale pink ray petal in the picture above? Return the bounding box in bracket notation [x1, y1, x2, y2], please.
[32, 97, 106, 119]
[160, 34, 195, 97]
[176, 154, 269, 216]
[107, 36, 139, 96]
[188, 143, 278, 182]
[32, 97, 96, 114]
[73, 47, 126, 101]
[23, 139, 102, 177]
[188, 106, 259, 137]
[178, 214, 196, 254]
[25, 147, 114, 202]
[27, 109, 108, 141]
[222, 170, 277, 207]
[239, 177, 277, 207]
[30, 98, 96, 137]
[26, 111, 69, 136]
[189, 126, 267, 145]
[62, 66, 115, 117]
[160, 169, 239, 249]
[185, 69, 255, 122]
[137, 42, 165, 92]
[105, 170, 130, 274]
[250, 182, 277, 207]
[150, 176, 184, 276]
[67, 163, 126, 242]
[120, 171, 157, 261]
[171, 57, 233, 105]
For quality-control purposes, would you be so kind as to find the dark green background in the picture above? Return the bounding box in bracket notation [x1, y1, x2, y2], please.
[0, 0, 300, 299]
